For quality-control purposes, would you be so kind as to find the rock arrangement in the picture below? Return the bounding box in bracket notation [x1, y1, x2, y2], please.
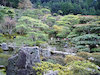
[7, 47, 40, 75]
[0, 43, 16, 51]
[6, 45, 77, 75]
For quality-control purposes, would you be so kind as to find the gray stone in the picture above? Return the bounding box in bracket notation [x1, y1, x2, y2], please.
[1, 43, 9, 50]
[44, 70, 58, 75]
[7, 46, 40, 75]
[0, 65, 5, 69]
[97, 66, 100, 70]
[42, 49, 51, 57]
[88, 57, 95, 61]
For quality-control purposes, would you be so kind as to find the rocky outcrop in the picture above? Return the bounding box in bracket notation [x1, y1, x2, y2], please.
[7, 46, 40, 75]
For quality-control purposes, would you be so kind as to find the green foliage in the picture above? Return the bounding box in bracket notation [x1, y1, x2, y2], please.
[47, 56, 66, 66]
[0, 0, 20, 8]
[23, 9, 43, 19]
[14, 31, 48, 46]
[77, 52, 91, 59]
[69, 24, 100, 52]
[66, 61, 100, 75]
[33, 61, 100, 75]
[14, 36, 35, 46]
[91, 53, 100, 66]
[56, 27, 71, 38]
[23, 8, 50, 19]
[18, 0, 32, 9]
[36, 41, 46, 46]
[1, 0, 100, 15]
[64, 55, 85, 64]
[42, 14, 56, 26]
[18, 16, 49, 31]
[77, 52, 100, 66]
[0, 6, 15, 18]
[0, 53, 11, 66]
[53, 25, 71, 38]
[57, 15, 80, 27]
[41, 8, 51, 14]
[16, 24, 28, 35]
[0, 36, 7, 43]
[91, 47, 100, 52]
[0, 48, 3, 53]
[72, 34, 100, 52]
[72, 34, 100, 45]
[33, 61, 68, 75]
[0, 53, 11, 59]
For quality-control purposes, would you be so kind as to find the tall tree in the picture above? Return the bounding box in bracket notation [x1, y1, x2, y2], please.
[18, 0, 33, 9]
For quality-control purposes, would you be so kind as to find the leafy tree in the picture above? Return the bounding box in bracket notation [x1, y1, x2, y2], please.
[18, 0, 32, 9]
[16, 24, 28, 35]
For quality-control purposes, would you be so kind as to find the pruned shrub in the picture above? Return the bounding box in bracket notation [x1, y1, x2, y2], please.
[77, 52, 91, 59]
[64, 55, 85, 64]
[66, 61, 100, 75]
[90, 53, 100, 66]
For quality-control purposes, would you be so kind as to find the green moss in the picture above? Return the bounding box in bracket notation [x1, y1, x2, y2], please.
[0, 48, 3, 53]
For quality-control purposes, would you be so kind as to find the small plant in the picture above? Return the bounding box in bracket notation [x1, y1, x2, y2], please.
[0, 48, 3, 53]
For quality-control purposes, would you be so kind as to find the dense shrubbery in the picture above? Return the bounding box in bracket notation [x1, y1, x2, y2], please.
[0, 3, 100, 75]
[1, 0, 100, 15]
[33, 61, 100, 75]
[66, 61, 100, 75]
[90, 53, 100, 66]
[30, 0, 100, 15]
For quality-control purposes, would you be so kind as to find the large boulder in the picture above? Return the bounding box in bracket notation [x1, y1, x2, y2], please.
[7, 46, 40, 75]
